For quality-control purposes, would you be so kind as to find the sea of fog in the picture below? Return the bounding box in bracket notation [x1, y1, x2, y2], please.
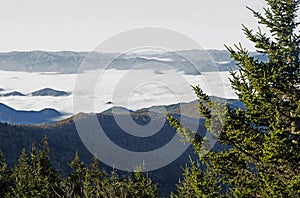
[0, 69, 237, 116]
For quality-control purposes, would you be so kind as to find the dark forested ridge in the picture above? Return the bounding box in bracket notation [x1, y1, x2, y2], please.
[0, 104, 196, 196]
[0, 137, 159, 197]
[0, 98, 235, 196]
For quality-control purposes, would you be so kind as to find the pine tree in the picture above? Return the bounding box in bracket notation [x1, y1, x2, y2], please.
[170, 0, 300, 197]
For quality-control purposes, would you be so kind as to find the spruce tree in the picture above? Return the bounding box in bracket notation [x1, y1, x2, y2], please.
[9, 149, 31, 197]
[169, 0, 300, 197]
[9, 148, 50, 197]
[37, 136, 62, 197]
[0, 150, 10, 197]
[170, 160, 222, 198]
[128, 164, 158, 198]
[67, 152, 86, 197]
[82, 156, 105, 197]
[9, 137, 60, 197]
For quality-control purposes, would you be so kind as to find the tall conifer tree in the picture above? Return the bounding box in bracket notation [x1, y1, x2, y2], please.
[0, 150, 10, 197]
[170, 0, 300, 197]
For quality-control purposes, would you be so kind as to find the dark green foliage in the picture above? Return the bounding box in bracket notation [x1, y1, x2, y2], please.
[171, 160, 222, 198]
[0, 150, 11, 197]
[128, 164, 158, 198]
[8, 137, 61, 197]
[65, 152, 86, 197]
[9, 148, 51, 197]
[54, 154, 158, 198]
[0, 137, 158, 197]
[170, 0, 300, 197]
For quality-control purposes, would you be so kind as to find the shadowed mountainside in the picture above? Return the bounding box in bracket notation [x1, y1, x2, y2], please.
[0, 97, 240, 195]
[0, 103, 63, 124]
[0, 110, 201, 196]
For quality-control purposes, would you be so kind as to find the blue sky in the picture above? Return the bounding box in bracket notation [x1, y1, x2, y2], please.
[0, 0, 268, 52]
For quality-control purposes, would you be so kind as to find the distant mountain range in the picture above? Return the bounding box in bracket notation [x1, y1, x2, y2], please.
[0, 97, 242, 196]
[0, 50, 268, 74]
[0, 96, 243, 125]
[1, 91, 25, 96]
[0, 49, 251, 195]
[0, 103, 208, 196]
[0, 112, 191, 196]
[0, 103, 63, 124]
[0, 88, 70, 97]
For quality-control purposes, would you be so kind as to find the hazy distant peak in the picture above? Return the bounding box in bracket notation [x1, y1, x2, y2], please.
[30, 88, 71, 97]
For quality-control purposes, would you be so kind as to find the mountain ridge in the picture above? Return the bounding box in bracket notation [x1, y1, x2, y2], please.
[0, 87, 70, 97]
[0, 97, 239, 195]
[0, 103, 63, 124]
[0, 49, 248, 74]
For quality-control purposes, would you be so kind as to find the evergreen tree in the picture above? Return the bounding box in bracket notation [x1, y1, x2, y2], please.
[0, 141, 159, 197]
[169, 0, 300, 197]
[37, 136, 62, 196]
[9, 137, 61, 197]
[66, 152, 86, 197]
[83, 155, 110, 197]
[171, 160, 222, 198]
[81, 156, 101, 197]
[87, 159, 158, 198]
[0, 150, 11, 197]
[127, 164, 158, 198]
[9, 148, 50, 197]
[9, 149, 30, 197]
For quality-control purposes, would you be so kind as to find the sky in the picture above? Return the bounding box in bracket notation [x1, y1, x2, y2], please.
[0, 0, 268, 52]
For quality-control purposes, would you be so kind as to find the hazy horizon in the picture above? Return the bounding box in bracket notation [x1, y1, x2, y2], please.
[0, 48, 254, 53]
[0, 0, 268, 52]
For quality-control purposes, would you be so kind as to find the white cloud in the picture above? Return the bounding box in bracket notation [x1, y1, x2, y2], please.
[0, 70, 237, 115]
